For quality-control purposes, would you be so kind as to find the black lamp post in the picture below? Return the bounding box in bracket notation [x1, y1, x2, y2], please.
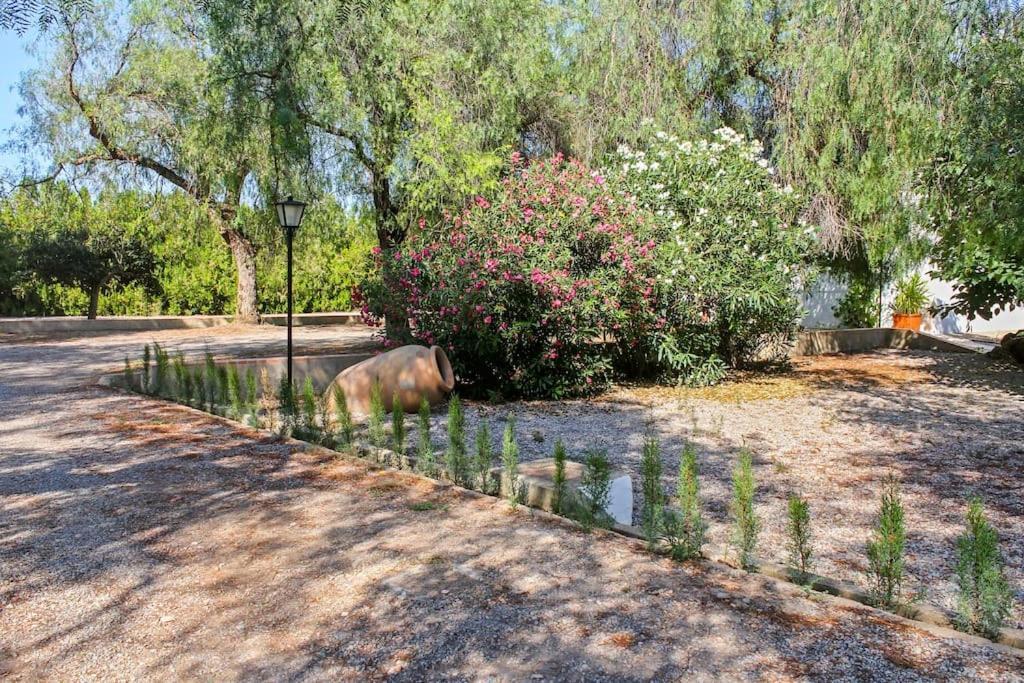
[275, 196, 307, 390]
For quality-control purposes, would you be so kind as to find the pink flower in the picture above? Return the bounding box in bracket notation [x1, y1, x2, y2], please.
[483, 315, 493, 324]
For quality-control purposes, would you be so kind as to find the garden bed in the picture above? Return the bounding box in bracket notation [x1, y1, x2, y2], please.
[430, 350, 1024, 629]
[113, 342, 1023, 638]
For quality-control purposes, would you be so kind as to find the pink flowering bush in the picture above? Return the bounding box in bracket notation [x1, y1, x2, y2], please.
[358, 154, 662, 398]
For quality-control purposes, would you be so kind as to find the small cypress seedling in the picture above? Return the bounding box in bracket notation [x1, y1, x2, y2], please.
[172, 352, 187, 401]
[259, 368, 278, 431]
[203, 352, 217, 409]
[955, 498, 1013, 637]
[552, 439, 567, 515]
[301, 376, 318, 431]
[444, 395, 468, 485]
[217, 365, 230, 408]
[245, 369, 258, 412]
[278, 375, 297, 429]
[333, 384, 354, 446]
[579, 449, 613, 530]
[151, 343, 169, 396]
[391, 391, 406, 456]
[664, 442, 705, 561]
[787, 494, 813, 575]
[730, 448, 760, 569]
[474, 420, 493, 493]
[501, 417, 520, 506]
[866, 475, 906, 607]
[190, 367, 205, 407]
[416, 395, 435, 476]
[367, 380, 387, 448]
[227, 366, 242, 416]
[640, 435, 663, 547]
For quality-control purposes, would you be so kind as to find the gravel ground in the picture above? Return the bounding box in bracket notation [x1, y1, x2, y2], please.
[440, 350, 1024, 630]
[2, 326, 1023, 680]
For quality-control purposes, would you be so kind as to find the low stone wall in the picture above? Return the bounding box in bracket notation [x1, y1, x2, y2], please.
[793, 328, 978, 356]
[0, 312, 362, 335]
[103, 351, 374, 393]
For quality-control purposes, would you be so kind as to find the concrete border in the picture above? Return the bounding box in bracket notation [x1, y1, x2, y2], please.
[0, 311, 363, 335]
[793, 328, 980, 356]
[102, 351, 374, 394]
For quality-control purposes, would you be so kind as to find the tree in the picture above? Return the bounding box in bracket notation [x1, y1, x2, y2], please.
[0, 0, 92, 34]
[15, 183, 157, 318]
[16, 0, 273, 321]
[201, 0, 561, 333]
[930, 9, 1024, 320]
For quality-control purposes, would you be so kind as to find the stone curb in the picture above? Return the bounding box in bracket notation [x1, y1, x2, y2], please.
[0, 311, 363, 335]
[96, 380, 1024, 656]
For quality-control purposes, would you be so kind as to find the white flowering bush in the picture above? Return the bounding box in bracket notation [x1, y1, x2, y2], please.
[612, 127, 813, 384]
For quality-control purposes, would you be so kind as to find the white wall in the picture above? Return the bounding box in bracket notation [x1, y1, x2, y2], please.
[801, 263, 1024, 335]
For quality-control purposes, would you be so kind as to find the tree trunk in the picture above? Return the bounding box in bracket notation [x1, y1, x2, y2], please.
[223, 228, 259, 323]
[87, 284, 101, 320]
[372, 170, 410, 340]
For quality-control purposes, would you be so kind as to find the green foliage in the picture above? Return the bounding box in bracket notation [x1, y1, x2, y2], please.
[501, 417, 521, 506]
[444, 395, 469, 485]
[227, 366, 242, 416]
[333, 385, 354, 447]
[578, 449, 613, 530]
[245, 370, 258, 412]
[362, 154, 663, 398]
[216, 366, 230, 408]
[152, 343, 170, 397]
[2, 184, 159, 319]
[552, 438, 567, 515]
[730, 449, 760, 569]
[278, 375, 297, 426]
[891, 274, 929, 316]
[834, 275, 880, 328]
[0, 184, 374, 318]
[663, 443, 705, 561]
[180, 362, 194, 404]
[639, 435, 663, 546]
[190, 367, 205, 407]
[473, 420, 494, 494]
[301, 377, 318, 432]
[866, 476, 907, 608]
[929, 16, 1024, 319]
[391, 392, 406, 456]
[368, 381, 387, 448]
[416, 395, 435, 476]
[203, 353, 218, 410]
[614, 127, 812, 376]
[955, 498, 1014, 637]
[787, 495, 813, 575]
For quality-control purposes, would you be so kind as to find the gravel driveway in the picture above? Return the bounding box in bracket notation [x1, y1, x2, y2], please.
[1, 326, 1022, 680]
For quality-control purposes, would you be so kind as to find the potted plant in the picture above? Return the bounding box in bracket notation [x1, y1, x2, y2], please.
[890, 273, 929, 331]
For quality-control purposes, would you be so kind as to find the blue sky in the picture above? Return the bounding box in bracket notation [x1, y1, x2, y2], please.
[0, 33, 43, 178]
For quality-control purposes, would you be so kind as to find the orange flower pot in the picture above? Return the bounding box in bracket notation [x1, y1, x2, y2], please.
[891, 313, 923, 332]
[325, 345, 455, 418]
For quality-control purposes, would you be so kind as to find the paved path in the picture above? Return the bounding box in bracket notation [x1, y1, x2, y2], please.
[1, 326, 1021, 681]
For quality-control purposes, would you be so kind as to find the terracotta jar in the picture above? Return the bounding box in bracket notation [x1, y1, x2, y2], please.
[325, 345, 455, 417]
[891, 313, 923, 332]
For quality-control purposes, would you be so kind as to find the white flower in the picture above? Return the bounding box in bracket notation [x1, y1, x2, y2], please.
[783, 184, 794, 195]
[652, 183, 665, 190]
[655, 130, 667, 140]
[757, 158, 769, 168]
[751, 219, 758, 227]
